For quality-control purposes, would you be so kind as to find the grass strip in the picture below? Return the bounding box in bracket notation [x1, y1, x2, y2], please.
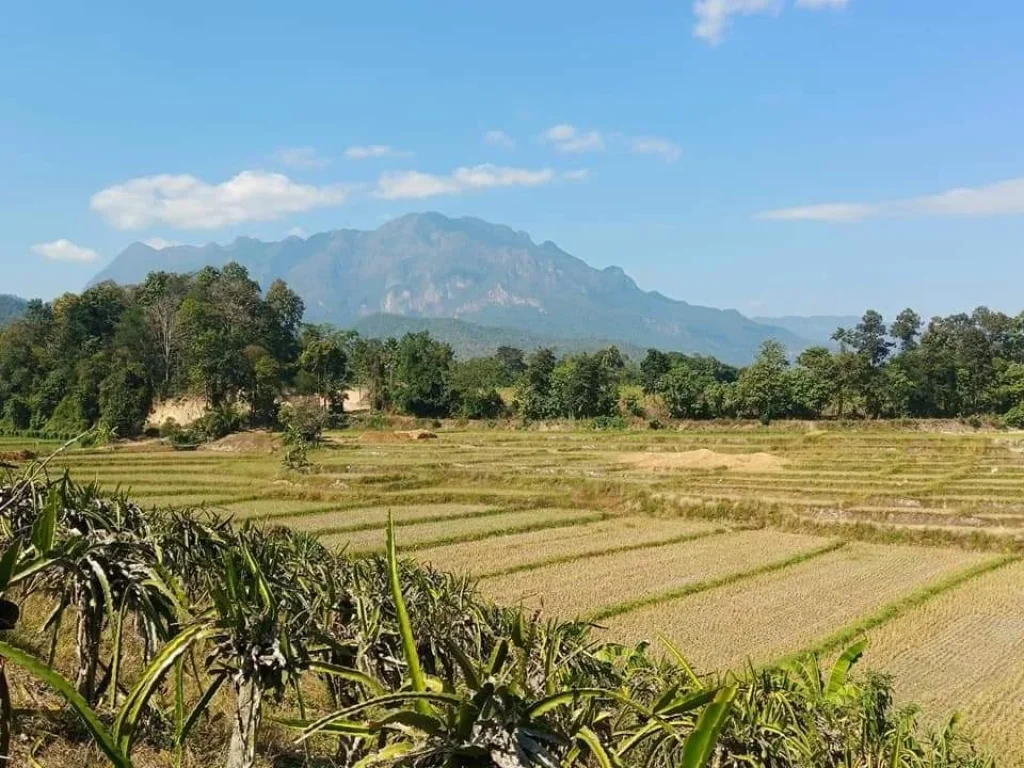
[770, 553, 1022, 667]
[304, 506, 513, 536]
[342, 512, 610, 555]
[478, 526, 732, 580]
[585, 539, 847, 623]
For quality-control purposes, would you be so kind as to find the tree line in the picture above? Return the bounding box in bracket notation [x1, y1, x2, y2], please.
[3, 264, 1024, 437]
[641, 308, 1024, 424]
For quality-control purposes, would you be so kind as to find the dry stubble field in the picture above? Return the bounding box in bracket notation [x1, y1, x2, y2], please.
[4, 424, 1024, 762]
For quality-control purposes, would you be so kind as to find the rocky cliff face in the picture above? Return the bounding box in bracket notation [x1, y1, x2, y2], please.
[91, 212, 806, 363]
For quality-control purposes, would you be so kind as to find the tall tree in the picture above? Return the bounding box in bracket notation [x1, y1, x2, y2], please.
[890, 308, 923, 353]
[736, 339, 791, 424]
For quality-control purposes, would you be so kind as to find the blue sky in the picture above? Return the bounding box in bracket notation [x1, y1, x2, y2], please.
[3, 0, 1023, 319]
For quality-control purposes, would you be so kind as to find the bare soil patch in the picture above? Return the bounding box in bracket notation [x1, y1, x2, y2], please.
[621, 448, 784, 473]
[0, 449, 36, 462]
[147, 397, 208, 428]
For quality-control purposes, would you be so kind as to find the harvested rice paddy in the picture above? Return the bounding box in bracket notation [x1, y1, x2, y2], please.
[416, 516, 722, 577]
[321, 507, 605, 553]
[271, 503, 499, 533]
[482, 529, 828, 618]
[9, 423, 1024, 762]
[601, 543, 994, 670]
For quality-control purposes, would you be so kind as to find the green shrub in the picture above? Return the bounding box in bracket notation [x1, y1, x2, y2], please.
[622, 393, 646, 418]
[281, 401, 327, 470]
[3, 396, 32, 431]
[1004, 403, 1024, 428]
[44, 394, 90, 435]
[460, 388, 506, 420]
[191, 404, 243, 442]
[591, 415, 626, 430]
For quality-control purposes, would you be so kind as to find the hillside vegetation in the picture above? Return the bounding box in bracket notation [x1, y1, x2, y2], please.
[4, 263, 1024, 443]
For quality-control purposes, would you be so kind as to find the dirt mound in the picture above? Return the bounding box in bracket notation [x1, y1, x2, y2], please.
[199, 431, 280, 454]
[360, 429, 438, 443]
[0, 450, 36, 462]
[621, 449, 784, 473]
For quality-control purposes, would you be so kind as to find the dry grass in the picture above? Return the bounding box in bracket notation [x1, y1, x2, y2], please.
[218, 498, 342, 519]
[322, 507, 604, 553]
[620, 449, 785, 473]
[271, 503, 500, 533]
[482, 529, 827, 618]
[853, 559, 1024, 762]
[415, 516, 722, 577]
[132, 493, 249, 509]
[601, 543, 993, 672]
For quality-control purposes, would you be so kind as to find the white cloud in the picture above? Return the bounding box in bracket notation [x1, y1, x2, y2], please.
[909, 178, 1024, 217]
[286, 226, 308, 238]
[795, 0, 848, 7]
[374, 163, 572, 200]
[32, 239, 100, 263]
[483, 130, 516, 149]
[273, 146, 331, 170]
[142, 237, 181, 250]
[629, 136, 682, 163]
[344, 144, 411, 160]
[693, 0, 778, 44]
[755, 177, 1024, 222]
[375, 171, 461, 199]
[91, 170, 349, 230]
[541, 124, 605, 153]
[694, 0, 845, 44]
[756, 203, 879, 222]
[562, 169, 592, 182]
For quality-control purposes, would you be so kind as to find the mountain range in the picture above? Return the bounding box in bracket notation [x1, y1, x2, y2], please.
[753, 315, 858, 346]
[91, 212, 816, 364]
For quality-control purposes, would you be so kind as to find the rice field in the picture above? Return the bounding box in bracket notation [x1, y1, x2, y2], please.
[599, 542, 993, 670]
[850, 558, 1024, 759]
[481, 528, 829, 617]
[8, 423, 1024, 763]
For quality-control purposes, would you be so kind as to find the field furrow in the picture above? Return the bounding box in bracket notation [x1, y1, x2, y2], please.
[851, 559, 1024, 762]
[272, 503, 501, 533]
[482, 529, 829, 618]
[416, 517, 723, 577]
[600, 543, 993, 671]
[322, 507, 604, 553]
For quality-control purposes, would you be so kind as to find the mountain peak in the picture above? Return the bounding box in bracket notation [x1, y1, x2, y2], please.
[90, 213, 808, 363]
